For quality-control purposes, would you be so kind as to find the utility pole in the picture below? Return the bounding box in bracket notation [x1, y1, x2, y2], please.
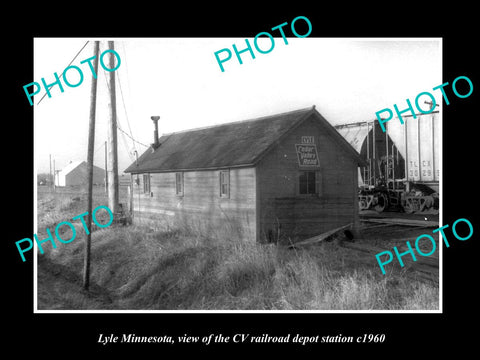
[107, 40, 119, 214]
[49, 154, 52, 189]
[104, 141, 108, 195]
[53, 158, 56, 192]
[83, 40, 100, 291]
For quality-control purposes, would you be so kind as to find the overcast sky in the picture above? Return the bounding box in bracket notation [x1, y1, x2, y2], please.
[33, 38, 441, 174]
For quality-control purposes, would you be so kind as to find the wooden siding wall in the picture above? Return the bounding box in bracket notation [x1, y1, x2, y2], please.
[257, 117, 358, 241]
[131, 167, 256, 241]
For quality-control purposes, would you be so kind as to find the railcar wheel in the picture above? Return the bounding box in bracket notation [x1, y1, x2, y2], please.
[432, 194, 439, 210]
[403, 200, 415, 214]
[374, 193, 388, 212]
[359, 199, 368, 210]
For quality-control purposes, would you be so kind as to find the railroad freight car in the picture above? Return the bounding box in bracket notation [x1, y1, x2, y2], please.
[335, 110, 440, 214]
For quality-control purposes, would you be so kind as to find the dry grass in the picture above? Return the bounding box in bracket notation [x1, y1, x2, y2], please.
[36, 189, 439, 311]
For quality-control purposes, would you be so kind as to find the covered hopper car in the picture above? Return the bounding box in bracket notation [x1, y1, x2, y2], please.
[335, 110, 440, 214]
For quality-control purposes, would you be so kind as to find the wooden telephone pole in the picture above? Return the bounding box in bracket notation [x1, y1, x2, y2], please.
[83, 40, 120, 290]
[107, 40, 120, 214]
[83, 40, 100, 290]
[104, 140, 108, 195]
[53, 158, 56, 191]
[49, 154, 52, 189]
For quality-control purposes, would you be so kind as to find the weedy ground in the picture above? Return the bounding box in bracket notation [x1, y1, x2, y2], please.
[36, 187, 439, 310]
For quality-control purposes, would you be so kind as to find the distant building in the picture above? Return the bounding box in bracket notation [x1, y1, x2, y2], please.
[125, 106, 365, 242]
[56, 160, 105, 187]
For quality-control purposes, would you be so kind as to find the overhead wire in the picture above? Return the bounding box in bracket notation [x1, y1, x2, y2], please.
[116, 72, 136, 150]
[100, 43, 149, 153]
[117, 42, 137, 150]
[100, 65, 135, 162]
[117, 126, 149, 148]
[93, 141, 105, 155]
[36, 40, 90, 105]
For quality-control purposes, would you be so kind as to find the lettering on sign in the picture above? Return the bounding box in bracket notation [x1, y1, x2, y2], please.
[301, 136, 314, 144]
[295, 144, 319, 166]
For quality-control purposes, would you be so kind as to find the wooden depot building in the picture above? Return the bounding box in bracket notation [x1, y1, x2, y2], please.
[124, 106, 365, 243]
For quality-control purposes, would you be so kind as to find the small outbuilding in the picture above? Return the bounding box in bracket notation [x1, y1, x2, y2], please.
[56, 160, 105, 187]
[124, 106, 365, 242]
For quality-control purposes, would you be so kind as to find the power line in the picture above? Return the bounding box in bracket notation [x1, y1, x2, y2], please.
[36, 41, 90, 105]
[99, 46, 148, 150]
[118, 42, 136, 145]
[117, 126, 149, 147]
[115, 43, 142, 160]
[116, 71, 136, 151]
[93, 141, 105, 154]
[102, 75, 147, 148]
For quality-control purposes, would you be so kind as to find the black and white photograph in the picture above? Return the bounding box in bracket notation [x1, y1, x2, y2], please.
[6, 7, 478, 355]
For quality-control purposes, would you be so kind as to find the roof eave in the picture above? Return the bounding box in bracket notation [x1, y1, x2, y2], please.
[125, 162, 256, 174]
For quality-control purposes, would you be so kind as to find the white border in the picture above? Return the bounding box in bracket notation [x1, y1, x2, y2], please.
[33, 37, 443, 314]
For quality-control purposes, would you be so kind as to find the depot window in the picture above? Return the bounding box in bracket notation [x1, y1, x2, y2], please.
[219, 170, 230, 198]
[143, 174, 151, 194]
[175, 172, 184, 196]
[298, 170, 321, 195]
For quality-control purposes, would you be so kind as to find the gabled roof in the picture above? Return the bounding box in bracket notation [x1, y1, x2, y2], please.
[59, 160, 85, 175]
[59, 160, 104, 175]
[125, 106, 365, 173]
